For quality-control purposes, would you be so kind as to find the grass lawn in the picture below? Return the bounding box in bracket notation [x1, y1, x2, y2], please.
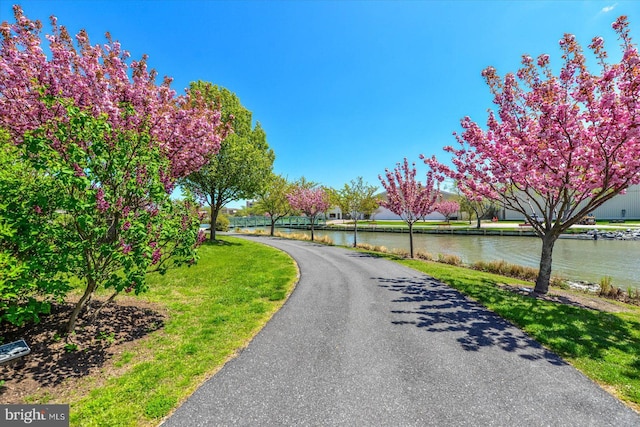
[392, 256, 640, 412]
[67, 236, 298, 426]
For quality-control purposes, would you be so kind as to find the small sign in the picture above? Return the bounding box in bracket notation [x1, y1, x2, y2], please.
[0, 405, 69, 426]
[0, 340, 31, 364]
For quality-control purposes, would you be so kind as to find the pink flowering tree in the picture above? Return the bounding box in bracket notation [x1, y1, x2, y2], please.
[426, 16, 640, 295]
[287, 185, 330, 241]
[378, 159, 440, 258]
[434, 200, 460, 223]
[0, 7, 223, 332]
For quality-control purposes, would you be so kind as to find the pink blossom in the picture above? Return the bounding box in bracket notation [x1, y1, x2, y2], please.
[286, 185, 330, 241]
[379, 158, 440, 257]
[95, 188, 109, 212]
[73, 163, 86, 177]
[0, 6, 224, 180]
[151, 248, 162, 265]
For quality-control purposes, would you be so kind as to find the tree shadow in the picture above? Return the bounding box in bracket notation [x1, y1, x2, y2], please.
[202, 239, 242, 247]
[0, 300, 165, 394]
[375, 275, 565, 365]
[347, 252, 386, 259]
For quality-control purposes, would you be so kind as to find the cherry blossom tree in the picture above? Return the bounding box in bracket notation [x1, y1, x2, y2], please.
[0, 7, 224, 332]
[287, 185, 330, 241]
[426, 16, 640, 295]
[435, 200, 460, 224]
[379, 159, 440, 258]
[0, 6, 221, 181]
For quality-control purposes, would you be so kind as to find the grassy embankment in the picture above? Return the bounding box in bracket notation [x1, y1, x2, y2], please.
[65, 236, 298, 426]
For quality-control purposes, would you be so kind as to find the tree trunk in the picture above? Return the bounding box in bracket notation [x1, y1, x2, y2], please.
[408, 222, 414, 258]
[476, 216, 482, 229]
[66, 278, 98, 334]
[533, 233, 558, 295]
[353, 218, 358, 247]
[270, 219, 276, 236]
[210, 206, 218, 241]
[310, 216, 315, 241]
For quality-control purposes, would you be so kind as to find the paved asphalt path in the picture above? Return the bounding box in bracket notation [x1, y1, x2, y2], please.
[162, 236, 640, 426]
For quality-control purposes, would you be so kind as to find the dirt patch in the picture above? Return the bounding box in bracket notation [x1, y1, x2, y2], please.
[498, 283, 635, 313]
[0, 297, 166, 404]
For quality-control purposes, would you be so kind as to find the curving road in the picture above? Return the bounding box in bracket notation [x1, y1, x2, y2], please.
[162, 236, 639, 426]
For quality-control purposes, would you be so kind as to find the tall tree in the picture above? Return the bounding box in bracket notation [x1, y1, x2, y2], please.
[255, 173, 293, 236]
[332, 177, 379, 247]
[287, 185, 330, 242]
[0, 8, 221, 332]
[181, 82, 275, 240]
[379, 159, 440, 258]
[427, 16, 640, 295]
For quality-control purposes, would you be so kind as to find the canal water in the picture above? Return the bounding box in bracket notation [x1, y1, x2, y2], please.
[253, 228, 640, 290]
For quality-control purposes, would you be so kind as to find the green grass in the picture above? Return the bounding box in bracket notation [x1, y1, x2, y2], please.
[392, 256, 640, 411]
[67, 236, 298, 427]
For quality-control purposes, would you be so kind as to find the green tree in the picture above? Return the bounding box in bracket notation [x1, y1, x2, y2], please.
[458, 194, 498, 228]
[1, 103, 205, 333]
[0, 130, 71, 326]
[181, 82, 275, 240]
[332, 177, 379, 247]
[255, 173, 294, 236]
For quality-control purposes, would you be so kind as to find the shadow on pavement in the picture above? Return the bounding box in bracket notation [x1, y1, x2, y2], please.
[375, 275, 565, 365]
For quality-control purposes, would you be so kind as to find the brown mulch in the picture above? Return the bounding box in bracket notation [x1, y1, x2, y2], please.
[0, 297, 166, 404]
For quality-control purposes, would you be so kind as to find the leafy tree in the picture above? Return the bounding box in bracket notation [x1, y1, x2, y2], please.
[59, 105, 204, 333]
[434, 200, 460, 224]
[426, 16, 640, 295]
[255, 173, 294, 236]
[458, 193, 498, 228]
[0, 130, 71, 326]
[332, 177, 378, 247]
[181, 82, 275, 240]
[0, 8, 222, 332]
[287, 185, 330, 242]
[379, 159, 440, 258]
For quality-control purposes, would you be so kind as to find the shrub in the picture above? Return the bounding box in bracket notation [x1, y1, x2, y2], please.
[415, 250, 434, 261]
[437, 253, 462, 266]
[215, 214, 230, 232]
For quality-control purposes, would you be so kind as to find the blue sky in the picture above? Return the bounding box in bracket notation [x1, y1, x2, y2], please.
[2, 1, 638, 207]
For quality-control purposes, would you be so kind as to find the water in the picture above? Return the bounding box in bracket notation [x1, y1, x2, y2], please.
[252, 228, 640, 289]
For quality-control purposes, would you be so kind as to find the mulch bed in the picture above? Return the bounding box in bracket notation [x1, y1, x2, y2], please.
[0, 298, 165, 403]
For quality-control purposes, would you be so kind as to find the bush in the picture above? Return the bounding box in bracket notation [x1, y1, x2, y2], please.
[437, 253, 462, 266]
[215, 214, 230, 232]
[415, 250, 434, 261]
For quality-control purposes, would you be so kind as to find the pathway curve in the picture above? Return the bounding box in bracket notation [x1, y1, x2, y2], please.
[162, 236, 639, 426]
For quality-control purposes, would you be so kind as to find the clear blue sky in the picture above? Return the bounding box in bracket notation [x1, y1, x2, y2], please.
[2, 1, 638, 207]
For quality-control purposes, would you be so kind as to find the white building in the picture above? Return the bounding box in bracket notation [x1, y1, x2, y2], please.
[502, 185, 640, 221]
[370, 191, 457, 221]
